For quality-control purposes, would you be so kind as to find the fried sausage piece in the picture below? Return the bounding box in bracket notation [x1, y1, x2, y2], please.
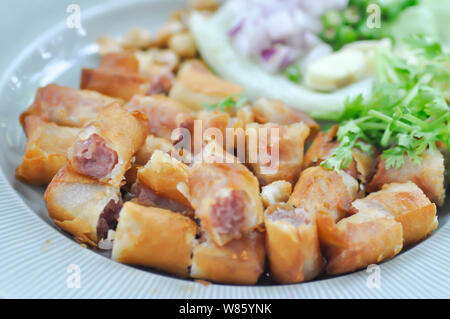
[137, 150, 191, 208]
[44, 164, 122, 246]
[288, 166, 359, 222]
[246, 122, 310, 186]
[71, 133, 119, 180]
[169, 60, 243, 110]
[188, 160, 264, 247]
[125, 94, 191, 140]
[190, 231, 265, 285]
[20, 84, 120, 129]
[317, 208, 403, 275]
[81, 52, 174, 100]
[68, 104, 147, 186]
[265, 204, 324, 284]
[81, 68, 171, 101]
[134, 134, 177, 166]
[352, 182, 438, 246]
[367, 150, 446, 206]
[99, 52, 140, 73]
[261, 180, 292, 208]
[252, 97, 319, 141]
[112, 202, 197, 278]
[16, 116, 80, 185]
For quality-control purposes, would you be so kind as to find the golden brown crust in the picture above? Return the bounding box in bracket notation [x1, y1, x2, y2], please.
[264, 204, 324, 284]
[252, 97, 319, 141]
[261, 180, 292, 207]
[137, 150, 191, 207]
[134, 135, 176, 166]
[246, 122, 310, 186]
[81, 51, 175, 101]
[191, 140, 239, 165]
[235, 106, 255, 128]
[317, 209, 403, 275]
[169, 60, 243, 110]
[176, 109, 239, 156]
[112, 202, 197, 278]
[396, 204, 437, 245]
[190, 231, 265, 285]
[22, 114, 49, 137]
[124, 95, 190, 140]
[352, 182, 438, 246]
[44, 164, 121, 246]
[367, 151, 446, 206]
[81, 68, 152, 101]
[16, 116, 81, 185]
[53, 217, 98, 247]
[289, 166, 359, 222]
[20, 84, 121, 129]
[16, 151, 69, 185]
[196, 109, 231, 134]
[99, 52, 140, 73]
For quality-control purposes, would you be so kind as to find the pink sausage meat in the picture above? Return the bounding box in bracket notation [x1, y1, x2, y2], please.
[72, 134, 118, 179]
[210, 190, 246, 238]
[269, 206, 311, 226]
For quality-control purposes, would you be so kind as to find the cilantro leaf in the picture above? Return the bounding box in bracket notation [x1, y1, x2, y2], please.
[205, 95, 248, 112]
[322, 35, 450, 172]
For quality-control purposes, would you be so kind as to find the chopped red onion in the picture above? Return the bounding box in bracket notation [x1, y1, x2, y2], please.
[260, 45, 299, 73]
[228, 18, 245, 37]
[265, 11, 296, 41]
[261, 48, 276, 61]
[226, 0, 345, 73]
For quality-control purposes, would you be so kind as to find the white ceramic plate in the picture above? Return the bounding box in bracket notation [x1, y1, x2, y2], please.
[0, 0, 449, 298]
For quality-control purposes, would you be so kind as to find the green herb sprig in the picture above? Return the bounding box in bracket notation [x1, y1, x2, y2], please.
[284, 64, 301, 83]
[322, 35, 450, 171]
[205, 95, 248, 112]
